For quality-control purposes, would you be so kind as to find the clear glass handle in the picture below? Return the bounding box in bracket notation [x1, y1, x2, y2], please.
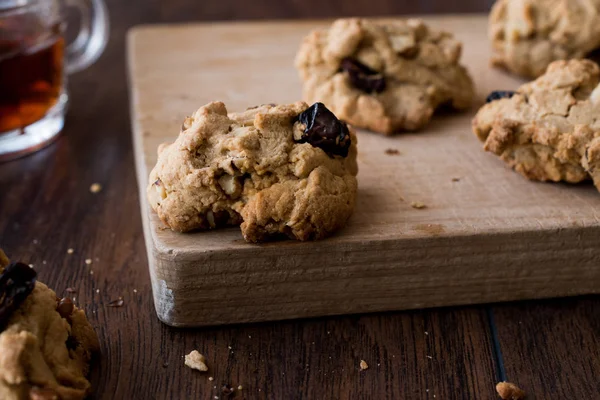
[64, 0, 109, 74]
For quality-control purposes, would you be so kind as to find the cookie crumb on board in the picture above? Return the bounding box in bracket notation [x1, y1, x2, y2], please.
[496, 381, 526, 400]
[359, 360, 369, 370]
[452, 177, 461, 182]
[385, 148, 400, 155]
[411, 201, 427, 209]
[185, 350, 208, 372]
[90, 183, 102, 193]
[67, 248, 74, 254]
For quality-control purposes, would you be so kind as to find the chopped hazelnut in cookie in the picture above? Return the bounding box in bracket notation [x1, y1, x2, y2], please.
[147, 101, 358, 243]
[473, 59, 600, 191]
[295, 18, 474, 134]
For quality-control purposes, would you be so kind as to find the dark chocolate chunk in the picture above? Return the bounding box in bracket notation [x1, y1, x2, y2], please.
[295, 102, 351, 157]
[0, 262, 37, 330]
[486, 90, 517, 103]
[340, 57, 386, 93]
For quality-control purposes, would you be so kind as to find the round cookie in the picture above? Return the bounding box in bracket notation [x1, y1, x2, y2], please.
[147, 102, 358, 242]
[473, 59, 600, 190]
[295, 18, 475, 135]
[490, 0, 600, 78]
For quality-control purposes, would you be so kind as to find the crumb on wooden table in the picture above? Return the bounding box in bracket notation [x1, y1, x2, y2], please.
[385, 148, 400, 155]
[359, 360, 369, 370]
[67, 248, 74, 254]
[90, 183, 103, 193]
[185, 350, 208, 372]
[496, 381, 526, 400]
[452, 177, 461, 182]
[411, 201, 427, 209]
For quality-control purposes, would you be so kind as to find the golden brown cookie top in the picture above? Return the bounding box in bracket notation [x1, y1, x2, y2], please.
[295, 18, 474, 134]
[473, 59, 600, 188]
[147, 101, 358, 242]
[490, 0, 600, 77]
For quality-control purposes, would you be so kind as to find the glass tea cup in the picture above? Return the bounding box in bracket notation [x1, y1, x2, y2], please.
[0, 0, 109, 161]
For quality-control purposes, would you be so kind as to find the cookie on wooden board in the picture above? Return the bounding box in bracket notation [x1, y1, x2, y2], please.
[489, 0, 600, 78]
[473, 59, 600, 190]
[147, 102, 358, 242]
[295, 18, 474, 134]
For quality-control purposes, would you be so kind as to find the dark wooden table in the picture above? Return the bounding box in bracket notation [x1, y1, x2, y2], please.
[1, 1, 599, 399]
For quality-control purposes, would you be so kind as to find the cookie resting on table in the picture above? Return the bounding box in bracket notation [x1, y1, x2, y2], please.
[0, 249, 99, 400]
[147, 101, 358, 243]
[472, 59, 600, 190]
[295, 18, 475, 134]
[489, 0, 600, 78]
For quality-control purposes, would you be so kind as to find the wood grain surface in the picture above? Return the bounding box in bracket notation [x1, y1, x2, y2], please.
[0, 0, 599, 399]
[129, 17, 600, 327]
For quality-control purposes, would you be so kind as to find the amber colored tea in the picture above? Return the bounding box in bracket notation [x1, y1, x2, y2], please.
[0, 36, 64, 133]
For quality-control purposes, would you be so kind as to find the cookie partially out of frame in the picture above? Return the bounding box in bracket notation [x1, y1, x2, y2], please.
[295, 18, 475, 134]
[489, 0, 600, 78]
[0, 249, 99, 400]
[473, 59, 600, 190]
[147, 101, 358, 242]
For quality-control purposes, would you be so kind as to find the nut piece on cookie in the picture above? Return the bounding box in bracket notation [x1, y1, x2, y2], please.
[294, 18, 475, 135]
[490, 0, 600, 78]
[472, 59, 600, 190]
[0, 251, 100, 400]
[147, 101, 358, 243]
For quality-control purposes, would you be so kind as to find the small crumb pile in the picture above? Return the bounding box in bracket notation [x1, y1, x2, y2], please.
[185, 350, 208, 372]
[359, 360, 369, 371]
[90, 183, 103, 193]
[411, 201, 427, 209]
[496, 381, 526, 400]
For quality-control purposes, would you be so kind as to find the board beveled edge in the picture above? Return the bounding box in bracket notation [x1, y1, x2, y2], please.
[145, 226, 600, 327]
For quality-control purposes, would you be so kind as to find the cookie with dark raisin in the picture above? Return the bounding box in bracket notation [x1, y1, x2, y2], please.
[147, 101, 358, 242]
[0, 249, 99, 400]
[295, 18, 475, 134]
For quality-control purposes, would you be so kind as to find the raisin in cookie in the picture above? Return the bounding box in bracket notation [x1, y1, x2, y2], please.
[473, 59, 600, 189]
[490, 0, 600, 78]
[0, 249, 99, 400]
[295, 18, 475, 134]
[147, 101, 358, 242]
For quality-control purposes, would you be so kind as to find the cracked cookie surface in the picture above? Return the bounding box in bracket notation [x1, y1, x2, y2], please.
[0, 250, 99, 400]
[147, 101, 358, 242]
[295, 18, 475, 135]
[472, 59, 600, 190]
[490, 0, 600, 78]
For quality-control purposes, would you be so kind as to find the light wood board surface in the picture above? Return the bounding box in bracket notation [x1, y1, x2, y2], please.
[128, 15, 600, 327]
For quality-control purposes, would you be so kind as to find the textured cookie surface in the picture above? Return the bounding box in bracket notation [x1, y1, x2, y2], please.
[472, 59, 600, 190]
[0, 252, 99, 400]
[490, 0, 600, 78]
[147, 102, 358, 242]
[295, 18, 475, 134]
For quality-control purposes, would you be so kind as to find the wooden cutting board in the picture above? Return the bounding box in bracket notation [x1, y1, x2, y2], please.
[128, 15, 600, 327]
